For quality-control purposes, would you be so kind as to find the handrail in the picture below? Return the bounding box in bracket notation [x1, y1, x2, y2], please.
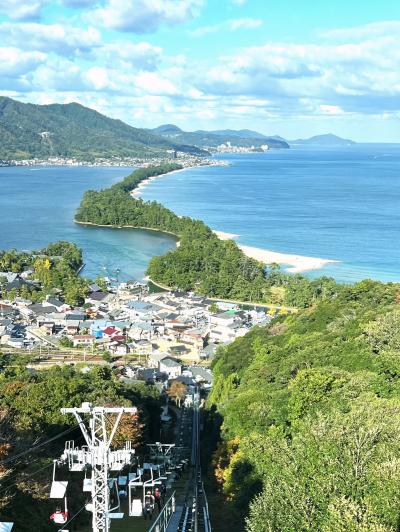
[148, 490, 176, 532]
[201, 482, 212, 532]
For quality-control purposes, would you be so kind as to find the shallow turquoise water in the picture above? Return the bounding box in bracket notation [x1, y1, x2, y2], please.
[0, 166, 176, 281]
[140, 146, 400, 283]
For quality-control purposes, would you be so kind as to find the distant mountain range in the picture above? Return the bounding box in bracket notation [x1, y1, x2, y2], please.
[0, 97, 358, 161]
[151, 124, 290, 149]
[289, 133, 356, 146]
[151, 125, 357, 149]
[0, 97, 207, 161]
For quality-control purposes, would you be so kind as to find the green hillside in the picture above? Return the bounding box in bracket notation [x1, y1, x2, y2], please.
[0, 97, 207, 160]
[207, 280, 400, 531]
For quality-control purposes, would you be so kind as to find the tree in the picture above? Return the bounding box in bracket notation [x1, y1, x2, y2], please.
[167, 380, 187, 407]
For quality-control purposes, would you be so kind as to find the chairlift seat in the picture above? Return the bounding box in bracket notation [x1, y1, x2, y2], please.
[83, 478, 92, 492]
[110, 462, 124, 471]
[0, 523, 14, 532]
[130, 499, 143, 517]
[50, 481, 68, 499]
[106, 512, 124, 519]
[70, 463, 85, 472]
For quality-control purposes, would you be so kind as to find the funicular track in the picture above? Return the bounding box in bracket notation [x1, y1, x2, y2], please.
[172, 389, 211, 532]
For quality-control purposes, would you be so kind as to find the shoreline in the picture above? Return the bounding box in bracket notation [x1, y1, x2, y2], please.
[74, 220, 180, 240]
[76, 220, 338, 275]
[129, 161, 227, 198]
[213, 231, 339, 273]
[128, 167, 340, 276]
[130, 166, 194, 198]
[77, 165, 339, 276]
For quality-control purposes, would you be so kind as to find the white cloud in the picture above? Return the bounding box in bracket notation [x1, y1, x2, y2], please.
[0, 47, 46, 75]
[135, 72, 180, 96]
[61, 0, 96, 6]
[2, 17, 400, 137]
[190, 17, 263, 37]
[319, 104, 345, 115]
[91, 0, 204, 33]
[193, 32, 400, 116]
[0, 0, 47, 21]
[321, 21, 400, 41]
[100, 42, 162, 71]
[0, 22, 101, 55]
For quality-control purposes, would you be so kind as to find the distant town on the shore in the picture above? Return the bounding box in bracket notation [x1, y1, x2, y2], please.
[0, 96, 358, 167]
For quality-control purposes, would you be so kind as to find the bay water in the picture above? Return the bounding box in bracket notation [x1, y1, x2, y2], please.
[1, 144, 399, 284]
[0, 166, 176, 281]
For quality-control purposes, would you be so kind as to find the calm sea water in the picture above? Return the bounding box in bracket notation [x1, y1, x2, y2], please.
[140, 145, 400, 283]
[0, 166, 176, 281]
[1, 146, 399, 284]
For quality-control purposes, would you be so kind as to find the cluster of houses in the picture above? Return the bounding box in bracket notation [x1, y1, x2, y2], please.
[0, 278, 272, 364]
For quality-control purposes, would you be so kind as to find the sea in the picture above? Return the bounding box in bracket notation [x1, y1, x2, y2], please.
[0, 144, 399, 284]
[0, 166, 176, 281]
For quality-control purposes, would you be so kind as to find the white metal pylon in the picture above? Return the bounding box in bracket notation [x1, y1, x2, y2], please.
[61, 402, 136, 532]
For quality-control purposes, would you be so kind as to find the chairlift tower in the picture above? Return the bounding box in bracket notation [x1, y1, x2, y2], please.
[60, 402, 137, 532]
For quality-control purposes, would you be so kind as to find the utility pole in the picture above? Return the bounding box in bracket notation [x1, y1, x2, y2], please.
[60, 403, 137, 532]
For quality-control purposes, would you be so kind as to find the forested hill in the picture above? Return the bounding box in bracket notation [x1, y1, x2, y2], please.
[207, 280, 400, 531]
[151, 124, 289, 149]
[0, 97, 207, 160]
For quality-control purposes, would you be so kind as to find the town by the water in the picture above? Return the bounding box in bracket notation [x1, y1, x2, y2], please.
[0, 274, 276, 380]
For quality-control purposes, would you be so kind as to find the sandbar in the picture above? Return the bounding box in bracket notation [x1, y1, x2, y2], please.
[213, 230, 338, 273]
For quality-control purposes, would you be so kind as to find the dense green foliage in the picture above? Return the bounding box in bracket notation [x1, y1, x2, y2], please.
[0, 241, 89, 305]
[76, 165, 343, 305]
[207, 280, 400, 531]
[0, 96, 206, 160]
[0, 363, 161, 530]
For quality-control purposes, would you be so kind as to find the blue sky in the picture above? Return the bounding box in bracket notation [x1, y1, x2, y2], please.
[0, 0, 400, 141]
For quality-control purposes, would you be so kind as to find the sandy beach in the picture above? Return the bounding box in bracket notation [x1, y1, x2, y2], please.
[130, 173, 339, 275]
[213, 230, 338, 273]
[130, 167, 195, 198]
[131, 165, 222, 198]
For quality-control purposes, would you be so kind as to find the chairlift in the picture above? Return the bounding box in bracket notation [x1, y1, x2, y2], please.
[49, 460, 69, 525]
[107, 478, 124, 520]
[49, 499, 68, 525]
[0, 523, 14, 532]
[128, 467, 144, 516]
[82, 466, 92, 493]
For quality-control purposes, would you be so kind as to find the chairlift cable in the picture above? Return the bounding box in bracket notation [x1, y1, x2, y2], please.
[0, 461, 53, 495]
[57, 485, 103, 532]
[0, 424, 79, 467]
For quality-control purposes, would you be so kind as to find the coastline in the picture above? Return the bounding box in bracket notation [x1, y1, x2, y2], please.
[128, 167, 340, 276]
[130, 166, 193, 198]
[213, 231, 339, 274]
[129, 161, 227, 198]
[76, 220, 338, 275]
[75, 220, 179, 240]
[77, 165, 338, 277]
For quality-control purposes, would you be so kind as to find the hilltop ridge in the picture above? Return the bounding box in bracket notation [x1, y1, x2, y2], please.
[150, 124, 289, 149]
[290, 133, 356, 146]
[0, 97, 207, 161]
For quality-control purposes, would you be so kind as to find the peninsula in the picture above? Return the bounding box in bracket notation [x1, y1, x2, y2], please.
[76, 165, 342, 308]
